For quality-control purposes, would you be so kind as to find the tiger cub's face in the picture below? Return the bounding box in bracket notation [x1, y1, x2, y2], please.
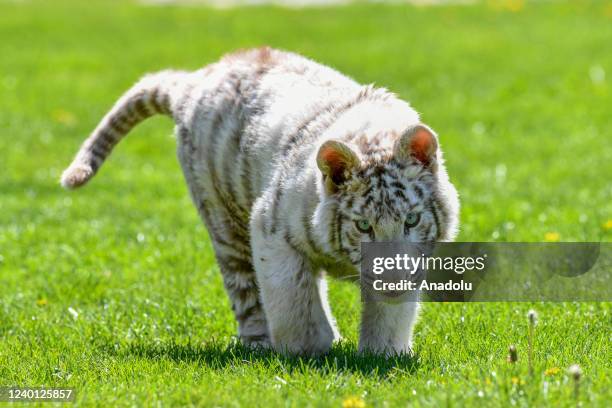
[316, 124, 459, 266]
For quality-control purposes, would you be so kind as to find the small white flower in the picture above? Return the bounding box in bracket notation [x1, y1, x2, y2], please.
[568, 364, 582, 380]
[527, 309, 538, 325]
[68, 307, 79, 320]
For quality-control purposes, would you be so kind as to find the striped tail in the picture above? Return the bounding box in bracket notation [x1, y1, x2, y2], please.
[61, 70, 188, 189]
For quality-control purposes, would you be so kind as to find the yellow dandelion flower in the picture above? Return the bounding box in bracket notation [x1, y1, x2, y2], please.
[52, 109, 77, 127]
[342, 396, 366, 408]
[544, 232, 560, 242]
[603, 220, 612, 230]
[488, 0, 525, 12]
[511, 377, 524, 385]
[544, 367, 560, 376]
[505, 0, 525, 12]
[36, 298, 48, 306]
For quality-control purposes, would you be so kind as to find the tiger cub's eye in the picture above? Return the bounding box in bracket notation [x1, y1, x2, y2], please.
[405, 212, 420, 229]
[355, 219, 372, 233]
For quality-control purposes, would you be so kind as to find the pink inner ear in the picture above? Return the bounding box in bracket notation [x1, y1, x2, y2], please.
[320, 146, 346, 183]
[409, 127, 436, 165]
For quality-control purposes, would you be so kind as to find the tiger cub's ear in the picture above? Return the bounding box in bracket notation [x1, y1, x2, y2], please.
[395, 124, 439, 170]
[317, 140, 360, 193]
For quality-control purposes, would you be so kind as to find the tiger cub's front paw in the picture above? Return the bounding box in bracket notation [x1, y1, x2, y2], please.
[272, 323, 335, 357]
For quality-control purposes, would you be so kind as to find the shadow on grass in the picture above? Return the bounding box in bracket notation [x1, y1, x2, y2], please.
[106, 339, 420, 378]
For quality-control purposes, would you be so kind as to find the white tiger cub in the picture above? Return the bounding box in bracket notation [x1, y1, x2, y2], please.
[62, 47, 459, 356]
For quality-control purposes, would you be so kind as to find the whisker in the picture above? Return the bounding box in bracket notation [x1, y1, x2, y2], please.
[336, 273, 361, 281]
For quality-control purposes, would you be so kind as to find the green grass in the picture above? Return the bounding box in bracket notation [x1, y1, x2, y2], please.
[1, 0, 611, 406]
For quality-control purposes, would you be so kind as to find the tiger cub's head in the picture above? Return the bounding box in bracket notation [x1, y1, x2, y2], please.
[315, 124, 459, 265]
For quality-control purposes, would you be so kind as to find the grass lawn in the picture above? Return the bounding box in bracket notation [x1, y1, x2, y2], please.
[1, 0, 611, 406]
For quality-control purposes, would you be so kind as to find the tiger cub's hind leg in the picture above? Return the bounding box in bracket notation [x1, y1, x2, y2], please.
[177, 133, 270, 349]
[213, 242, 271, 348]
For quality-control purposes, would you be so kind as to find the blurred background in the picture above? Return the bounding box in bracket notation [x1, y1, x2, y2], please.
[2, 0, 610, 242]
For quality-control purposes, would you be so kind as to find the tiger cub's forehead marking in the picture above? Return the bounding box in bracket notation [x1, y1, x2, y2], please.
[340, 160, 433, 222]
